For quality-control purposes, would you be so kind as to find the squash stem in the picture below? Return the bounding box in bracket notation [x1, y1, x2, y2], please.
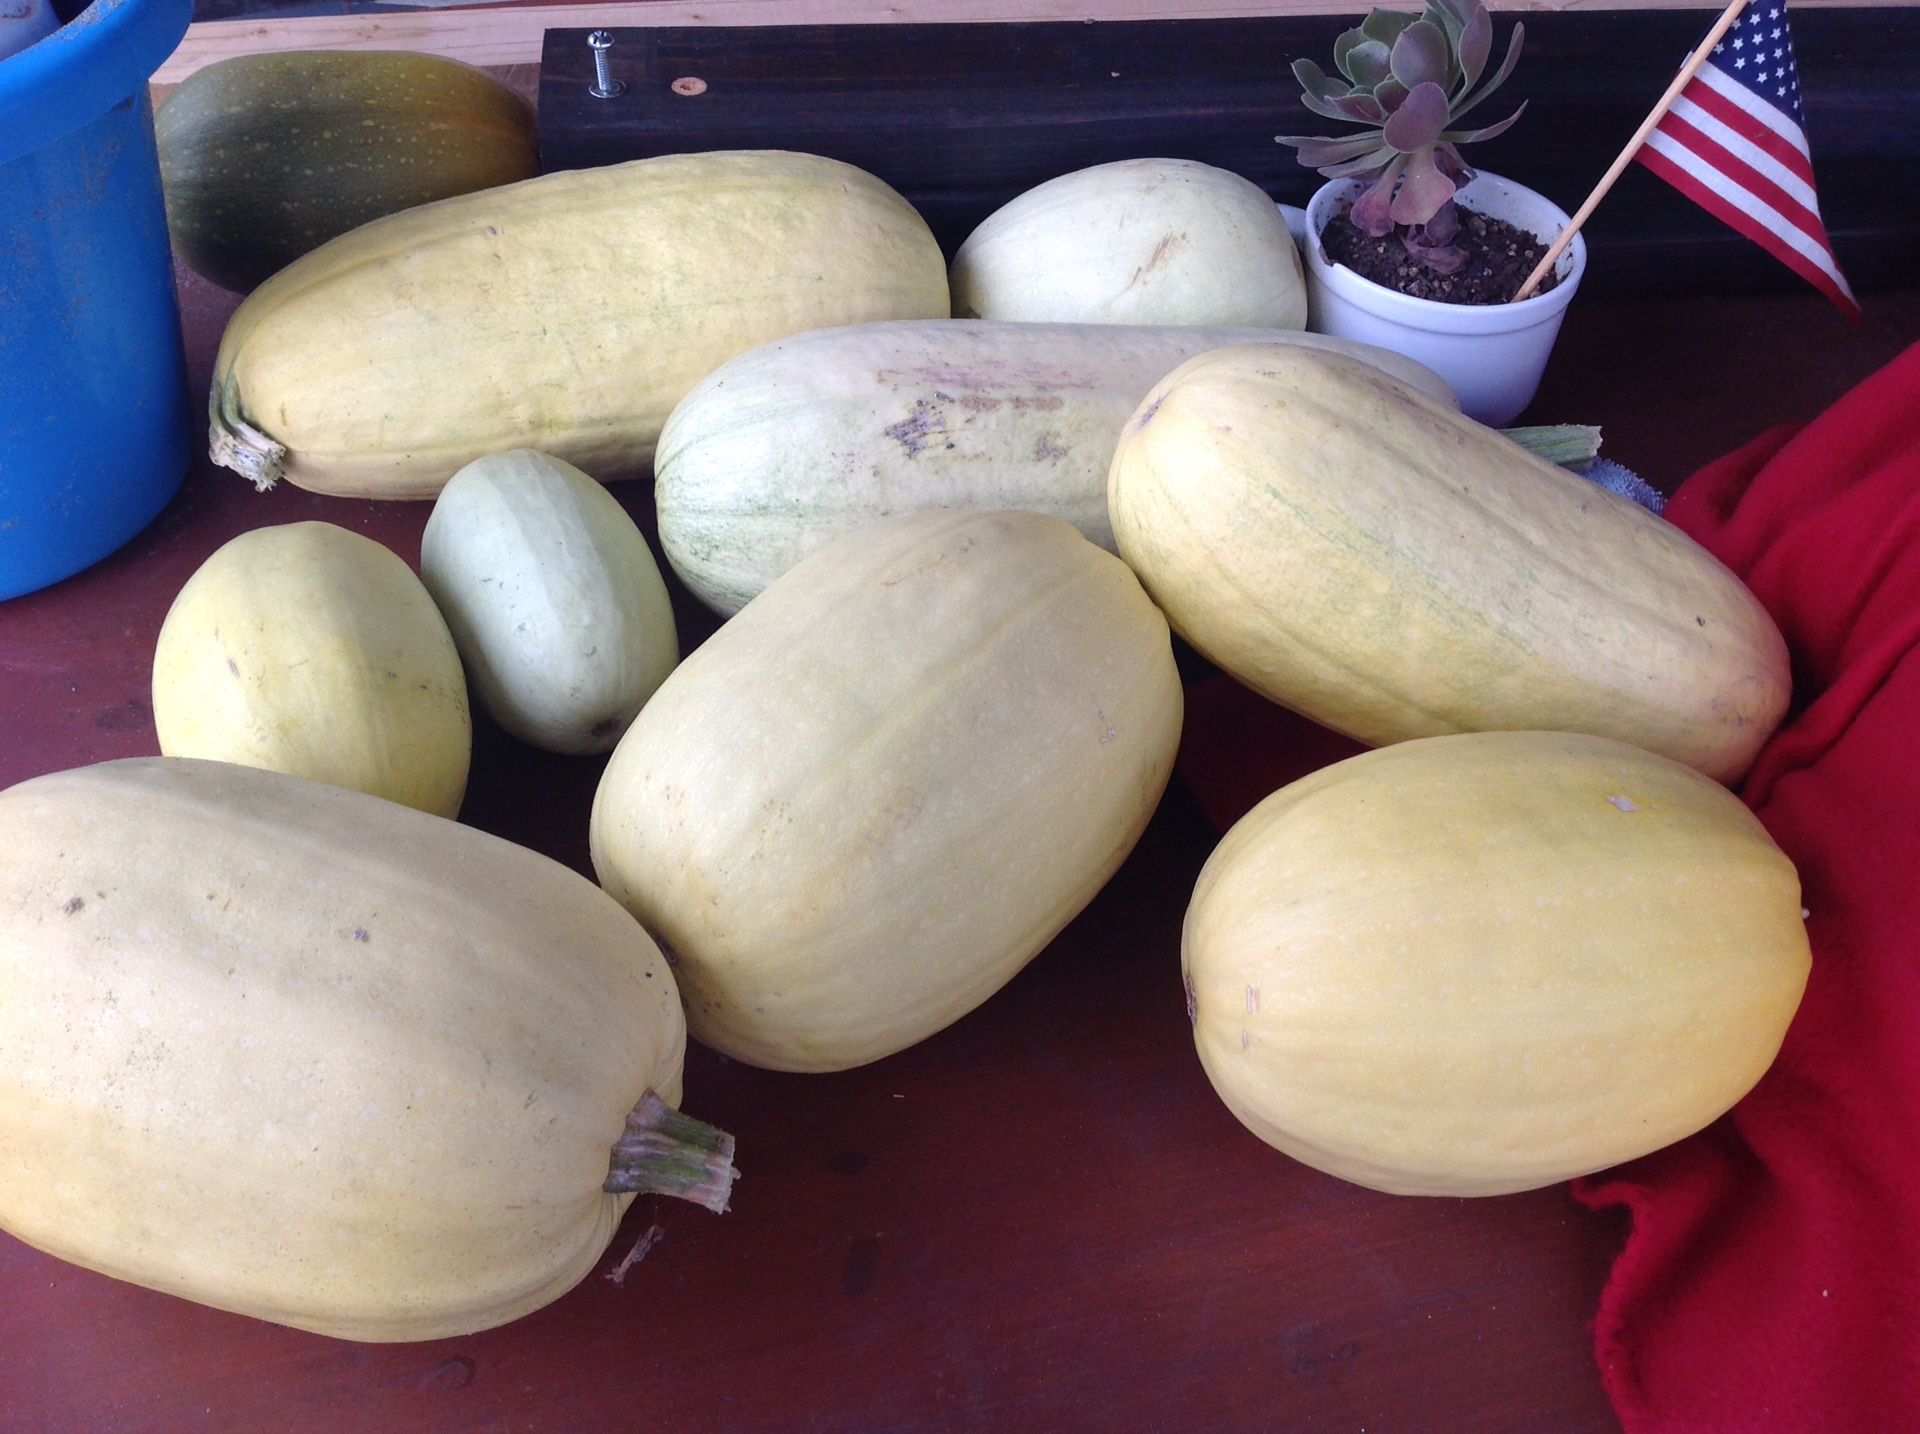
[208, 373, 288, 492]
[1501, 423, 1603, 470]
[603, 1089, 738, 1213]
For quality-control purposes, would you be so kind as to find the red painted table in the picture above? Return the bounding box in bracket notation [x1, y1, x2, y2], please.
[3, 265, 1915, 1432]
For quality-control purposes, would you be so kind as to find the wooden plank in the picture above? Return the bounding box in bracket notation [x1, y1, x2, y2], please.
[531, 10, 1919, 296]
[152, 0, 1914, 83]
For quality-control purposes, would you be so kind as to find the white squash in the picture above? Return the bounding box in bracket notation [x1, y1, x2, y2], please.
[421, 449, 679, 754]
[950, 158, 1307, 327]
[654, 318, 1453, 615]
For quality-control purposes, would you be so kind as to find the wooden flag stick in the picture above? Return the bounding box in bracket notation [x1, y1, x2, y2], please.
[1509, 0, 1752, 302]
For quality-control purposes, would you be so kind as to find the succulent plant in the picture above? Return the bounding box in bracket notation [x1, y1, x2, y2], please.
[1276, 0, 1527, 271]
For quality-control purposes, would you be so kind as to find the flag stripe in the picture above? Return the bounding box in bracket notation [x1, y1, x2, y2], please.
[1641, 2, 1860, 320]
[1694, 62, 1809, 159]
[1640, 132, 1850, 292]
[1664, 95, 1817, 210]
[1637, 141, 1860, 315]
[1635, 131, 1843, 291]
[1653, 113, 1827, 251]
[1687, 69, 1815, 181]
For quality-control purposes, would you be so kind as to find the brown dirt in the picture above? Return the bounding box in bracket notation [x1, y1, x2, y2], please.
[1319, 202, 1563, 305]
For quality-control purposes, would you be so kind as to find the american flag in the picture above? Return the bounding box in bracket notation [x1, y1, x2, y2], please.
[1636, 0, 1860, 317]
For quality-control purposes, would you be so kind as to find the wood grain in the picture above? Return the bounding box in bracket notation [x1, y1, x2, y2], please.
[153, 0, 1917, 82]
[533, 11, 1919, 295]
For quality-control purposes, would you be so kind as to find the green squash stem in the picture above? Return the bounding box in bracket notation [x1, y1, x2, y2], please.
[1501, 423, 1603, 469]
[603, 1089, 739, 1213]
[209, 372, 288, 492]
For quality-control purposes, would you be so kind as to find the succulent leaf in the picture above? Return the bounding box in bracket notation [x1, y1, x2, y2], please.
[1281, 0, 1528, 260]
[1434, 144, 1473, 182]
[1344, 38, 1394, 88]
[1450, 22, 1525, 124]
[1297, 89, 1382, 124]
[1334, 90, 1389, 122]
[1292, 132, 1398, 169]
[1455, 5, 1492, 95]
[1390, 19, 1453, 90]
[1333, 27, 1369, 81]
[1405, 232, 1469, 273]
[1422, 199, 1462, 245]
[1350, 156, 1408, 235]
[1293, 58, 1347, 102]
[1390, 147, 1459, 225]
[1427, 0, 1469, 51]
[1382, 80, 1450, 152]
[1320, 145, 1403, 180]
[1360, 8, 1421, 45]
[1440, 100, 1528, 146]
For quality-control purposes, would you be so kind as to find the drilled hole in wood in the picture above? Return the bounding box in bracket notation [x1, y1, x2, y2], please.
[671, 76, 709, 97]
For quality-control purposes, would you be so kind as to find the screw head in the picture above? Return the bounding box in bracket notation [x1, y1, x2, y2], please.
[586, 28, 625, 98]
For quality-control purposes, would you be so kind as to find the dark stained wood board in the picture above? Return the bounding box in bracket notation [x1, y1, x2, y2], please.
[537, 10, 1920, 297]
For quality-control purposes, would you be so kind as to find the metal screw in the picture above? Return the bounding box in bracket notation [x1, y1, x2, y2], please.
[587, 31, 625, 100]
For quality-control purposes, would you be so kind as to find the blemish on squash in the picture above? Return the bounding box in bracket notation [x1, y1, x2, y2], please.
[1184, 971, 1198, 1025]
[1242, 1029, 1252, 1050]
[226, 657, 240, 678]
[1122, 230, 1190, 292]
[353, 927, 371, 942]
[883, 398, 944, 457]
[1245, 985, 1260, 1014]
[62, 896, 85, 916]
[1606, 795, 1639, 813]
[1145, 230, 1188, 272]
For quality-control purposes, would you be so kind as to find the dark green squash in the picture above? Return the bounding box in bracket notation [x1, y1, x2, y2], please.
[157, 50, 540, 292]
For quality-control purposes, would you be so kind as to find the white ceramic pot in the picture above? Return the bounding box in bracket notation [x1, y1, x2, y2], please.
[1279, 172, 1586, 427]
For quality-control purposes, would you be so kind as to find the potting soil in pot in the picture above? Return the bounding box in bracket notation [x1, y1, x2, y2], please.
[1321, 201, 1561, 305]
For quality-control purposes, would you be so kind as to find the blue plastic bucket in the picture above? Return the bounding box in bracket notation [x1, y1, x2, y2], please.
[0, 0, 194, 602]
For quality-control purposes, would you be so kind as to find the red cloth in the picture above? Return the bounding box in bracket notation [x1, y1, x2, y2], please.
[1572, 341, 1920, 1432]
[1174, 341, 1920, 1431]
